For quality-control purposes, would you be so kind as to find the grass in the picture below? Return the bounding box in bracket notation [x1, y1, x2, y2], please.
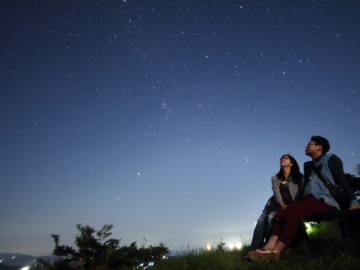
[151, 221, 360, 270]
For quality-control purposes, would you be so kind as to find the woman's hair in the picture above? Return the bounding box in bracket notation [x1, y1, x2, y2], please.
[276, 154, 303, 184]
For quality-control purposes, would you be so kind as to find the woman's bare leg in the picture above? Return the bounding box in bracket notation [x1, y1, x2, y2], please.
[273, 240, 286, 253]
[255, 235, 278, 251]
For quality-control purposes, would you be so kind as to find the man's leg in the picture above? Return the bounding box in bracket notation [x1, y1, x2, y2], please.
[250, 195, 336, 261]
[260, 199, 304, 250]
[277, 195, 335, 248]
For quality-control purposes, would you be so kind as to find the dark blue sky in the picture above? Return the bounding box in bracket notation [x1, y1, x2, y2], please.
[1, 0, 360, 256]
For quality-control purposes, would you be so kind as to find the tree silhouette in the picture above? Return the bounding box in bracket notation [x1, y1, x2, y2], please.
[50, 223, 169, 270]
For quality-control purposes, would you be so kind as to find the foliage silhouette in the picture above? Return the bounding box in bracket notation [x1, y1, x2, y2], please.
[48, 223, 169, 270]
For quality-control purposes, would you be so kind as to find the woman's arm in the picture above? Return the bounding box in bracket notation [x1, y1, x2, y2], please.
[289, 176, 304, 201]
[271, 176, 285, 208]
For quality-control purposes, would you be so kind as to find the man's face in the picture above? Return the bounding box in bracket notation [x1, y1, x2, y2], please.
[305, 141, 318, 156]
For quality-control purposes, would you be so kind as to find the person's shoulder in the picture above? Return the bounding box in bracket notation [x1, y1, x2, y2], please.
[327, 153, 340, 160]
[327, 153, 343, 163]
[271, 175, 279, 181]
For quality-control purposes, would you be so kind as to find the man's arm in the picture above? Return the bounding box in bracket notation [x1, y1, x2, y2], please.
[303, 161, 313, 187]
[328, 155, 360, 209]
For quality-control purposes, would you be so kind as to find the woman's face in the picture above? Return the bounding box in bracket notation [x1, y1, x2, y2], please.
[280, 155, 293, 167]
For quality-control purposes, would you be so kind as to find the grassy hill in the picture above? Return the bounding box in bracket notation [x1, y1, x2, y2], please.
[151, 221, 360, 270]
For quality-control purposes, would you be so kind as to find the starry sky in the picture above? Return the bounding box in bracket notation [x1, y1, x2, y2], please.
[1, 0, 360, 256]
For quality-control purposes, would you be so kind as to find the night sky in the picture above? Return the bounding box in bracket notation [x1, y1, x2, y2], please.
[1, 0, 360, 256]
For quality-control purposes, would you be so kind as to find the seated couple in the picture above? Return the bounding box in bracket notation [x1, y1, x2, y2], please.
[246, 136, 360, 262]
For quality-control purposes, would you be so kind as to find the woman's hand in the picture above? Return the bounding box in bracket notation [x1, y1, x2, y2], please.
[279, 200, 287, 210]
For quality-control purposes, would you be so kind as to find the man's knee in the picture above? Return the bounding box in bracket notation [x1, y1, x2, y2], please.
[285, 212, 306, 224]
[273, 212, 283, 224]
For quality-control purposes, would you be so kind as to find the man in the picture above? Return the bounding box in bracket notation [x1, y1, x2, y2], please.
[247, 136, 360, 262]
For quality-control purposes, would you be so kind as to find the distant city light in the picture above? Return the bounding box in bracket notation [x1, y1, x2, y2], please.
[228, 243, 243, 250]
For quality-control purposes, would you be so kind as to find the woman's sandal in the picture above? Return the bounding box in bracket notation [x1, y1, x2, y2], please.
[255, 247, 272, 252]
[247, 249, 279, 262]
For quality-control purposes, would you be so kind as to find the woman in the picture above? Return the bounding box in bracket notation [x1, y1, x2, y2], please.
[246, 154, 304, 255]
